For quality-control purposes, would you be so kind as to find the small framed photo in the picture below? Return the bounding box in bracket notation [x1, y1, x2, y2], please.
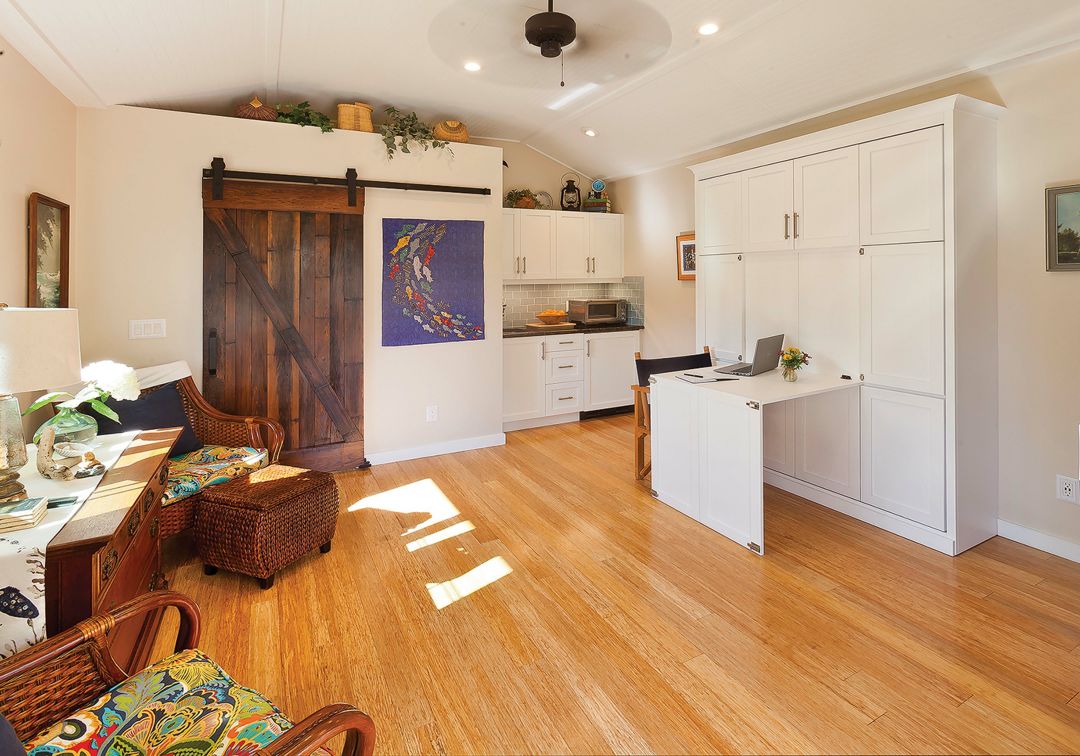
[1046, 184, 1080, 271]
[676, 231, 696, 281]
[27, 193, 70, 307]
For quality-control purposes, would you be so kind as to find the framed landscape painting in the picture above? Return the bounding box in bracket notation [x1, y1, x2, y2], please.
[1046, 184, 1080, 271]
[27, 193, 70, 307]
[676, 231, 696, 281]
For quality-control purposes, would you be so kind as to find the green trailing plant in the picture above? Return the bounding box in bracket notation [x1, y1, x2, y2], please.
[504, 188, 539, 208]
[276, 101, 334, 132]
[378, 106, 451, 159]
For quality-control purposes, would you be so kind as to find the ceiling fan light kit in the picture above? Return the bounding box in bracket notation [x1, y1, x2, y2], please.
[525, 1, 577, 59]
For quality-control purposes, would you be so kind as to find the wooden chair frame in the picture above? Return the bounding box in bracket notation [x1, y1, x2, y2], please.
[631, 347, 711, 480]
[0, 591, 374, 755]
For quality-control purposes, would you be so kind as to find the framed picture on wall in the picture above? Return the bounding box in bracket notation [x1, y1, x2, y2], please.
[676, 231, 696, 281]
[1046, 184, 1080, 271]
[27, 193, 70, 307]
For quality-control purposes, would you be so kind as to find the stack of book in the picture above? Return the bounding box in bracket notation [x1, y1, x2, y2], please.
[0, 498, 47, 533]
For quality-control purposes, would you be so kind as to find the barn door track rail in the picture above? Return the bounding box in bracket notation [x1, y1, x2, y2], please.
[204, 157, 491, 207]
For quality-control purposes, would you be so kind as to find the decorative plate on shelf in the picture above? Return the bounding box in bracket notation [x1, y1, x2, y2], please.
[535, 191, 553, 209]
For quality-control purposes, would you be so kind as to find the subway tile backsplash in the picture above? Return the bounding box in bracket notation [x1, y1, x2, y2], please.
[503, 276, 645, 329]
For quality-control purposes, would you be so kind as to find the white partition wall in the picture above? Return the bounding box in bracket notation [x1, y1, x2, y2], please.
[690, 95, 1001, 556]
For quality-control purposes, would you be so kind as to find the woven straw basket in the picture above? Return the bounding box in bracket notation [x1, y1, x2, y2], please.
[434, 120, 469, 143]
[337, 102, 374, 132]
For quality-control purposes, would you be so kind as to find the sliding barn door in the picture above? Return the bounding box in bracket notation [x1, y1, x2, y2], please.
[202, 180, 366, 470]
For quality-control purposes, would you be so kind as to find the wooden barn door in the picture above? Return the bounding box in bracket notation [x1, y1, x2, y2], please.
[202, 179, 366, 470]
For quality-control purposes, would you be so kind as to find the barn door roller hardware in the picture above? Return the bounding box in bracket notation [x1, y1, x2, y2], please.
[204, 157, 492, 206]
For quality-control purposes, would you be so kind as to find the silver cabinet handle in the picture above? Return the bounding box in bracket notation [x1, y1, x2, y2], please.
[586, 256, 590, 273]
[541, 342, 546, 359]
[558, 395, 574, 401]
[515, 256, 520, 274]
[558, 340, 573, 344]
[592, 256, 597, 272]
[586, 339, 591, 357]
[784, 213, 791, 240]
[523, 256, 527, 275]
[558, 364, 573, 369]
[793, 212, 799, 239]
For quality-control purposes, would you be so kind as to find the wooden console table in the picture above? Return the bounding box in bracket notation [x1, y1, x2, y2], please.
[45, 428, 179, 672]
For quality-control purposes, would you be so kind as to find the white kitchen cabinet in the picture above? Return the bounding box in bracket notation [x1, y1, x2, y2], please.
[860, 242, 945, 395]
[696, 253, 744, 364]
[860, 386, 945, 530]
[798, 247, 860, 378]
[503, 337, 546, 423]
[743, 161, 794, 252]
[762, 401, 795, 476]
[555, 212, 589, 278]
[794, 146, 860, 250]
[519, 209, 556, 279]
[546, 382, 584, 414]
[744, 250, 797, 357]
[860, 127, 944, 245]
[588, 213, 624, 278]
[584, 330, 641, 411]
[795, 389, 860, 499]
[502, 209, 521, 280]
[697, 173, 742, 254]
[546, 349, 583, 383]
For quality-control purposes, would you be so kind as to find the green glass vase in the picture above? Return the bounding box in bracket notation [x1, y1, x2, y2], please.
[34, 406, 98, 445]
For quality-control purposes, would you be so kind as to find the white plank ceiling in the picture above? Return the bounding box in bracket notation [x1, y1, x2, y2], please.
[3, 0, 1080, 179]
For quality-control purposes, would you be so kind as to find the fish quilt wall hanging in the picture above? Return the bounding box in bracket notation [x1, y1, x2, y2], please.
[382, 218, 485, 347]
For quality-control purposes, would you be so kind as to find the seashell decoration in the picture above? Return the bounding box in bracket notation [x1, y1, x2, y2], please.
[235, 95, 278, 121]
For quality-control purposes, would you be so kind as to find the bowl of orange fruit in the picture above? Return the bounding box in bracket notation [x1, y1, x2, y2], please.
[536, 309, 567, 325]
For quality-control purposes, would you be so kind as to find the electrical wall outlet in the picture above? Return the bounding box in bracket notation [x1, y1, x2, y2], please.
[426, 405, 438, 422]
[129, 318, 166, 339]
[1056, 474, 1078, 503]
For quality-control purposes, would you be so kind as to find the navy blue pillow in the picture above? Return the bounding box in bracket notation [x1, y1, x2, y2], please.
[0, 712, 21, 753]
[87, 383, 203, 456]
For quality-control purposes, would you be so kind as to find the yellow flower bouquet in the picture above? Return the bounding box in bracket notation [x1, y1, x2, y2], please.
[779, 346, 811, 382]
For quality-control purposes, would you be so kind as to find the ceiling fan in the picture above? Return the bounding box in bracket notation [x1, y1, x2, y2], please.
[525, 0, 577, 85]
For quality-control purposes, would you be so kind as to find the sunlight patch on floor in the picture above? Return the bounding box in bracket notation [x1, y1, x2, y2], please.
[426, 556, 513, 610]
[406, 520, 476, 552]
[347, 478, 461, 535]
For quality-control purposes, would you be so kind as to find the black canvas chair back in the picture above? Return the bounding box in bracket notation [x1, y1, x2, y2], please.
[635, 351, 712, 387]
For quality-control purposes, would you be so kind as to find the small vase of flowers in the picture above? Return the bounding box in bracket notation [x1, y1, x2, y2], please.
[25, 361, 140, 444]
[779, 347, 811, 382]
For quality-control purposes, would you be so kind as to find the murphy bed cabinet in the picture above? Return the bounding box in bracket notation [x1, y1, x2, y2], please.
[690, 95, 1001, 556]
[503, 209, 624, 282]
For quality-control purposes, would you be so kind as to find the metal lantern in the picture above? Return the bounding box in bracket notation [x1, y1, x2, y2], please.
[560, 173, 581, 211]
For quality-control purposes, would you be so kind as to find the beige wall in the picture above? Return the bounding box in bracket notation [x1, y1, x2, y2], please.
[611, 49, 1080, 548]
[75, 106, 505, 461]
[473, 138, 591, 207]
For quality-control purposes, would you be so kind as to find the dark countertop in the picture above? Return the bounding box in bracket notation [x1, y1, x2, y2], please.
[503, 323, 644, 339]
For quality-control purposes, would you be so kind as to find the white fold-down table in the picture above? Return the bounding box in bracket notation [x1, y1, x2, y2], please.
[650, 370, 857, 555]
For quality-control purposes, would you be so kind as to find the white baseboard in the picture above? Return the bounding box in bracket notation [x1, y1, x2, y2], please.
[996, 520, 1080, 564]
[367, 433, 506, 466]
[502, 413, 579, 432]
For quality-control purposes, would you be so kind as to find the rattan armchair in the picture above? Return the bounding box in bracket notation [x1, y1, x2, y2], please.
[0, 591, 375, 755]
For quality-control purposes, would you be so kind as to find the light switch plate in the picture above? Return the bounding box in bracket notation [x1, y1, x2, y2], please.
[129, 319, 166, 339]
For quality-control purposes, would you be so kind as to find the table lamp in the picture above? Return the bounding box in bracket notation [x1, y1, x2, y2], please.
[0, 305, 82, 501]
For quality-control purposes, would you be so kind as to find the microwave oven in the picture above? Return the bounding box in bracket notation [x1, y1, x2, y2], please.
[567, 298, 628, 325]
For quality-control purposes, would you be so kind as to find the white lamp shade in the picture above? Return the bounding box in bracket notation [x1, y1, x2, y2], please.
[0, 307, 82, 395]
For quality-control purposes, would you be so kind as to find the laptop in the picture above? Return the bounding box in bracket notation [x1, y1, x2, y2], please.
[714, 334, 785, 377]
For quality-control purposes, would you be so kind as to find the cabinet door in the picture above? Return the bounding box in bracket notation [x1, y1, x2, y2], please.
[502, 210, 520, 280]
[794, 146, 859, 250]
[555, 212, 589, 278]
[744, 250, 797, 358]
[584, 331, 640, 411]
[650, 379, 700, 519]
[795, 388, 860, 499]
[698, 173, 742, 254]
[502, 338, 546, 423]
[589, 213, 624, 278]
[860, 127, 944, 245]
[520, 210, 555, 279]
[743, 161, 794, 252]
[762, 401, 795, 476]
[696, 253, 744, 363]
[798, 247, 859, 378]
[860, 387, 945, 530]
[860, 242, 944, 395]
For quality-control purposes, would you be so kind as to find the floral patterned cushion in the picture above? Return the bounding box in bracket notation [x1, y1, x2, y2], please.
[163, 445, 269, 508]
[24, 648, 329, 755]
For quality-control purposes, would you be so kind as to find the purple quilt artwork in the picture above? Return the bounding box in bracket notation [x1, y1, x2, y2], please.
[382, 218, 485, 346]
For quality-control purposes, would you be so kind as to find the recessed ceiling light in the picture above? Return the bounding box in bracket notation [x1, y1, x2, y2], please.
[698, 21, 719, 36]
[583, 128, 597, 137]
[464, 61, 482, 72]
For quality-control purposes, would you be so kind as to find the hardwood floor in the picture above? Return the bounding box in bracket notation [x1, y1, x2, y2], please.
[164, 415, 1080, 754]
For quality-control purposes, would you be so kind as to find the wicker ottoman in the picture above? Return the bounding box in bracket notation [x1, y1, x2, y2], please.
[194, 465, 338, 589]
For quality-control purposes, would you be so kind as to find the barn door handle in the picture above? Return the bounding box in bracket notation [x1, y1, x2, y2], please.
[208, 328, 219, 376]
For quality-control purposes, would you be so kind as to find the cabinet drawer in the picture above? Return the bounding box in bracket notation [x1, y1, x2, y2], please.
[546, 351, 583, 383]
[96, 504, 160, 614]
[544, 334, 583, 352]
[106, 462, 167, 570]
[546, 382, 583, 414]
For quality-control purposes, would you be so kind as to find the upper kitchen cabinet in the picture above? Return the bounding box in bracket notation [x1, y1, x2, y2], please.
[589, 213, 624, 278]
[860, 127, 944, 245]
[697, 173, 742, 255]
[555, 212, 589, 278]
[793, 146, 860, 250]
[502, 209, 520, 278]
[503, 209, 624, 281]
[743, 162, 794, 252]
[519, 209, 556, 279]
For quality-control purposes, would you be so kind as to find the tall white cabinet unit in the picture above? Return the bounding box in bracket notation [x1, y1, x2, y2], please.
[690, 95, 1001, 556]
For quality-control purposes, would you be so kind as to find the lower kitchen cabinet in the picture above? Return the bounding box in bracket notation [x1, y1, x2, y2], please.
[502, 337, 546, 423]
[583, 331, 641, 411]
[794, 387, 860, 499]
